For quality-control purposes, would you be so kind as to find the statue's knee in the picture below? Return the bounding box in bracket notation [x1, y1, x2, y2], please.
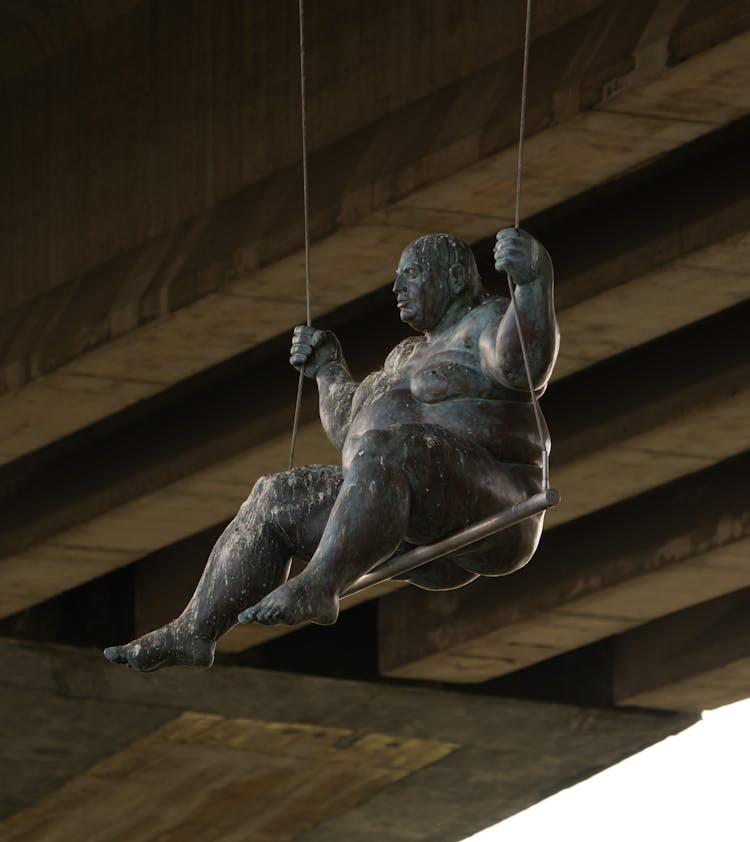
[246, 473, 286, 509]
[462, 519, 542, 577]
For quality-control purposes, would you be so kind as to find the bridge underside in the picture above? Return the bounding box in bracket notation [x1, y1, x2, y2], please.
[1, 1, 748, 838]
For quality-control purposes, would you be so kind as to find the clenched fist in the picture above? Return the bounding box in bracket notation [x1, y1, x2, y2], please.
[493, 228, 550, 286]
[290, 325, 343, 378]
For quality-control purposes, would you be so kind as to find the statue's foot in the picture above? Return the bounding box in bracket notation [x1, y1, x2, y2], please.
[237, 574, 339, 626]
[103, 621, 215, 672]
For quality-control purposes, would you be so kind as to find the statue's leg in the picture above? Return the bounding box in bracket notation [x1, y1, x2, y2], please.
[240, 425, 543, 624]
[103, 465, 342, 671]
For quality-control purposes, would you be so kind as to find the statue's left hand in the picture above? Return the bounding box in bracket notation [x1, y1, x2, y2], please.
[493, 228, 543, 286]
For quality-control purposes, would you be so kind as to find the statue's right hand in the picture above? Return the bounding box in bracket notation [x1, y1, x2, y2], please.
[290, 326, 342, 378]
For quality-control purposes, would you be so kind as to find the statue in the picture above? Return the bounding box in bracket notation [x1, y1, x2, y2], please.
[104, 228, 559, 671]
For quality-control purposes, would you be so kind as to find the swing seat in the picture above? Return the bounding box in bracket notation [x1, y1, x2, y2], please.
[343, 488, 560, 597]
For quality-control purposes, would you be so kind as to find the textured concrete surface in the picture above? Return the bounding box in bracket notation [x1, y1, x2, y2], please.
[0, 639, 697, 840]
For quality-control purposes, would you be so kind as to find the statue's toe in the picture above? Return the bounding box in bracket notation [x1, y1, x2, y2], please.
[271, 607, 286, 624]
[237, 606, 257, 624]
[103, 646, 127, 664]
[255, 605, 275, 625]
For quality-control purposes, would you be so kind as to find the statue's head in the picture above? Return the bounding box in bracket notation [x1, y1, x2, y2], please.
[393, 234, 483, 331]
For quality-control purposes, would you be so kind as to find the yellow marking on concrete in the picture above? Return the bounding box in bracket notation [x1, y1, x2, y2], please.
[0, 712, 458, 842]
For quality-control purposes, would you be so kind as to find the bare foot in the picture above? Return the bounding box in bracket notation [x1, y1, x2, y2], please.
[237, 573, 339, 626]
[103, 621, 215, 672]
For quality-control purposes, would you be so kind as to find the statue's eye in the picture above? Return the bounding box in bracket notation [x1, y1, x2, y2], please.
[405, 267, 418, 278]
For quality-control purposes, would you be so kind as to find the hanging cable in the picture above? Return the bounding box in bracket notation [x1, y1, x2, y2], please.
[505, 0, 550, 490]
[288, 0, 313, 470]
[282, 0, 556, 598]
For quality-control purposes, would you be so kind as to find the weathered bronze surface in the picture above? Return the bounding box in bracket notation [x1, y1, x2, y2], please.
[104, 228, 559, 670]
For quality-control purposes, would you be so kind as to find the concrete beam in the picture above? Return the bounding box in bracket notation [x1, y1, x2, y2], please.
[378, 451, 750, 683]
[612, 587, 750, 712]
[534, 120, 750, 379]
[547, 300, 750, 525]
[0, 639, 697, 839]
[1, 5, 748, 464]
[480, 583, 750, 713]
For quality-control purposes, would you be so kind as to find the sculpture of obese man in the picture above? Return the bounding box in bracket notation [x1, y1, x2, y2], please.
[105, 227, 559, 671]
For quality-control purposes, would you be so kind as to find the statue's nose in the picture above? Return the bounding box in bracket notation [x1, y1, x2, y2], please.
[393, 274, 406, 293]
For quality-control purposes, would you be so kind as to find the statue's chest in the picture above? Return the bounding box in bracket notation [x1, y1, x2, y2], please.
[395, 337, 489, 404]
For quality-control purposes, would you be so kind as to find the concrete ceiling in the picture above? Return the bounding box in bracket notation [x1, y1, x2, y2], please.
[1, 0, 748, 838]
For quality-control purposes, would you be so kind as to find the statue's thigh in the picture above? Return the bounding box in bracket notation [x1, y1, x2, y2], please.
[395, 424, 539, 545]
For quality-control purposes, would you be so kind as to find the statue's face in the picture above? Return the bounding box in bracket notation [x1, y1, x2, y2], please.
[393, 243, 452, 332]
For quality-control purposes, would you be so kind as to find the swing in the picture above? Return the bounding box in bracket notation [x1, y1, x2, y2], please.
[290, 0, 559, 600]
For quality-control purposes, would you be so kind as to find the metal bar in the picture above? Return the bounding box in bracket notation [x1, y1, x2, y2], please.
[343, 488, 560, 598]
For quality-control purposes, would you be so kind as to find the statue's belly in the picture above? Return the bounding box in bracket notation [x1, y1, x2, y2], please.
[343, 387, 545, 468]
[344, 388, 422, 462]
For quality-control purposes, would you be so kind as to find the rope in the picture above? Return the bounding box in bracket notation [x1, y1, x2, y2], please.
[288, 0, 313, 470]
[505, 0, 550, 489]
[514, 0, 532, 232]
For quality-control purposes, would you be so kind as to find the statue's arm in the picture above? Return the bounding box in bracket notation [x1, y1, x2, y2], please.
[483, 228, 560, 392]
[290, 326, 358, 451]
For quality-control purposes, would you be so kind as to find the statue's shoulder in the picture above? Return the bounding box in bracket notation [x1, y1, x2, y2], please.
[464, 295, 509, 330]
[477, 294, 509, 314]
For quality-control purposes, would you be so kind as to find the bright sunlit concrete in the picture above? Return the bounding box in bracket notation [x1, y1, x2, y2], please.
[465, 697, 750, 842]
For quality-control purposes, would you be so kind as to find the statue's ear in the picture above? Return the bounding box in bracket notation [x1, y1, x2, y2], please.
[448, 264, 467, 295]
